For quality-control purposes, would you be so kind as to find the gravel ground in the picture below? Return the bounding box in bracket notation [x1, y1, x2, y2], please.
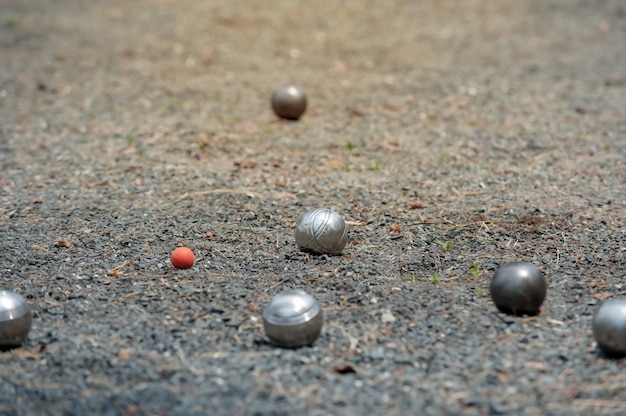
[1, 0, 625, 415]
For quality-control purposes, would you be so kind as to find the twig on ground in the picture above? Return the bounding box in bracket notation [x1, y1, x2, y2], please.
[107, 260, 134, 276]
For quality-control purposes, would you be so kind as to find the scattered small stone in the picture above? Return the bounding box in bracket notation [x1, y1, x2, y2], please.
[381, 310, 396, 324]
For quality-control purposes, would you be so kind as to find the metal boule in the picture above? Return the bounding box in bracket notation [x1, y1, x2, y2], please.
[0, 290, 32, 348]
[490, 262, 546, 316]
[295, 208, 348, 255]
[263, 289, 323, 348]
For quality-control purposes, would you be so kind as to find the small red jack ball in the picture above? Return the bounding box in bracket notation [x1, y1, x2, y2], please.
[170, 247, 195, 269]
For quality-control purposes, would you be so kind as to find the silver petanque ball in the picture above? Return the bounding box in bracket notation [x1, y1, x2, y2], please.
[0, 290, 32, 348]
[490, 262, 546, 316]
[295, 208, 348, 255]
[271, 85, 307, 120]
[593, 297, 626, 357]
[263, 289, 323, 348]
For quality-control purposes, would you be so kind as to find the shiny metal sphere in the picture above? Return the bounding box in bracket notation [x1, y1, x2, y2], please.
[295, 208, 348, 255]
[271, 85, 307, 120]
[593, 297, 626, 357]
[0, 290, 32, 348]
[490, 262, 546, 316]
[263, 289, 323, 348]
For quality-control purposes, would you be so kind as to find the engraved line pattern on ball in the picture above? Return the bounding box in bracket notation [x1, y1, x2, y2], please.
[299, 209, 326, 252]
[334, 223, 349, 253]
[295, 208, 348, 255]
[317, 209, 347, 254]
[309, 209, 332, 253]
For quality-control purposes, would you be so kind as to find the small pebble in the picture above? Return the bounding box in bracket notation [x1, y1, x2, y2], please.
[381, 310, 396, 324]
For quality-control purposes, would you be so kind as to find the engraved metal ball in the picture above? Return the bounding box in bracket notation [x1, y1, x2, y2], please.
[490, 262, 546, 316]
[295, 208, 348, 255]
[263, 289, 323, 348]
[593, 297, 626, 357]
[271, 85, 307, 120]
[0, 290, 32, 348]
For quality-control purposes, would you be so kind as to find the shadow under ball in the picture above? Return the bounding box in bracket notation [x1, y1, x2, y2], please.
[295, 208, 348, 255]
[593, 297, 626, 357]
[271, 85, 307, 120]
[490, 262, 546, 316]
[0, 290, 32, 348]
[263, 289, 323, 348]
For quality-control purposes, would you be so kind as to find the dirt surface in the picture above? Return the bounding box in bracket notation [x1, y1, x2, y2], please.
[1, 0, 625, 415]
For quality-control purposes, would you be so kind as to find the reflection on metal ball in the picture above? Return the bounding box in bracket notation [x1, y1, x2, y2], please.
[593, 297, 626, 357]
[0, 290, 32, 348]
[271, 85, 307, 120]
[263, 289, 323, 348]
[490, 262, 546, 316]
[295, 208, 348, 255]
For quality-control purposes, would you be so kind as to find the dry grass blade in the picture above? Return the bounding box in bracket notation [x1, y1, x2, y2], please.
[177, 189, 265, 202]
[573, 399, 626, 408]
